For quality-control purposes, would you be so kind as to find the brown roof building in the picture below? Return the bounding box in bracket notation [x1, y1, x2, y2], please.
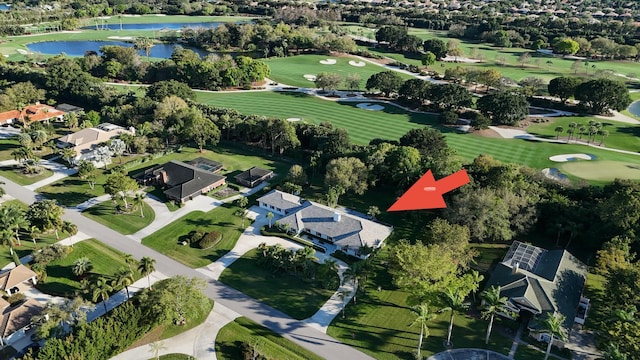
[0, 299, 44, 347]
[0, 265, 38, 296]
[0, 103, 65, 126]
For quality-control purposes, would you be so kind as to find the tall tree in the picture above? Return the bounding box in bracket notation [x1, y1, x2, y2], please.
[26, 200, 64, 239]
[134, 37, 155, 58]
[72, 257, 93, 277]
[481, 285, 510, 344]
[325, 157, 369, 201]
[548, 77, 582, 104]
[575, 78, 631, 114]
[236, 197, 249, 229]
[410, 303, 437, 358]
[315, 72, 343, 93]
[184, 110, 220, 152]
[113, 267, 135, 299]
[423, 39, 447, 60]
[138, 256, 156, 290]
[540, 312, 568, 360]
[133, 193, 146, 217]
[77, 160, 97, 190]
[103, 172, 139, 208]
[366, 71, 404, 97]
[91, 277, 114, 313]
[476, 91, 529, 126]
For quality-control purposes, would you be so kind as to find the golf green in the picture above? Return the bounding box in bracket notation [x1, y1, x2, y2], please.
[561, 160, 640, 181]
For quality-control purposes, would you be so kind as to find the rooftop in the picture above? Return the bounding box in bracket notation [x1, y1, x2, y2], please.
[0, 265, 37, 292]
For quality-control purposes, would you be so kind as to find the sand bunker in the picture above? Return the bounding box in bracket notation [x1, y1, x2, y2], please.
[356, 103, 384, 111]
[542, 168, 568, 182]
[319, 59, 337, 65]
[108, 36, 134, 40]
[549, 154, 595, 162]
[349, 60, 366, 67]
[303, 74, 317, 81]
[16, 49, 29, 55]
[441, 56, 482, 63]
[286, 118, 302, 122]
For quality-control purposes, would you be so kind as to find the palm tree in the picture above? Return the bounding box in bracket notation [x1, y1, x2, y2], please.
[123, 253, 136, 272]
[0, 181, 5, 198]
[113, 267, 135, 299]
[0, 229, 17, 256]
[367, 206, 380, 219]
[266, 211, 274, 227]
[91, 277, 113, 313]
[566, 124, 576, 142]
[28, 225, 40, 248]
[59, 147, 76, 167]
[72, 257, 93, 277]
[603, 343, 628, 360]
[599, 129, 609, 146]
[148, 340, 167, 360]
[134, 37, 155, 58]
[410, 303, 437, 358]
[441, 287, 469, 347]
[578, 125, 587, 140]
[236, 197, 249, 228]
[138, 256, 156, 290]
[61, 220, 78, 246]
[133, 192, 146, 217]
[337, 289, 351, 319]
[0, 205, 27, 246]
[481, 285, 510, 344]
[554, 126, 563, 140]
[540, 312, 568, 360]
[64, 112, 79, 129]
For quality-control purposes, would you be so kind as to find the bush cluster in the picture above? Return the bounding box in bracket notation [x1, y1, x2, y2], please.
[199, 231, 222, 249]
[188, 229, 206, 244]
[5, 293, 26, 306]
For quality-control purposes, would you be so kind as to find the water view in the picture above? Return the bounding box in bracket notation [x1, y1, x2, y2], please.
[629, 100, 640, 117]
[81, 22, 231, 31]
[0, 3, 10, 11]
[26, 40, 209, 59]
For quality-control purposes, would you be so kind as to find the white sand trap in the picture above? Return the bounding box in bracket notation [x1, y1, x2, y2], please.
[303, 74, 317, 81]
[97, 16, 111, 20]
[123, 14, 141, 17]
[156, 14, 167, 16]
[356, 103, 384, 111]
[349, 60, 366, 67]
[108, 36, 134, 40]
[286, 118, 302, 122]
[16, 49, 29, 55]
[441, 56, 483, 63]
[542, 168, 568, 182]
[3, 55, 8, 58]
[319, 59, 337, 65]
[549, 154, 595, 162]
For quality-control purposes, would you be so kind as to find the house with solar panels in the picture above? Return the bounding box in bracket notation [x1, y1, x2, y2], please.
[483, 241, 589, 347]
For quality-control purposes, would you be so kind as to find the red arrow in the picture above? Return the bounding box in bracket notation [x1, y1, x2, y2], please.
[387, 169, 470, 211]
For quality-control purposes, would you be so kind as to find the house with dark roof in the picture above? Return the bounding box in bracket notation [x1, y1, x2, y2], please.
[484, 241, 588, 346]
[0, 265, 38, 296]
[234, 167, 273, 188]
[257, 190, 393, 258]
[136, 157, 226, 203]
[0, 299, 44, 347]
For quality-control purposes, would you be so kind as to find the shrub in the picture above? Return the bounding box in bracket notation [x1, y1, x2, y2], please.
[32, 244, 70, 265]
[5, 293, 26, 306]
[440, 110, 459, 125]
[199, 231, 222, 249]
[189, 229, 206, 244]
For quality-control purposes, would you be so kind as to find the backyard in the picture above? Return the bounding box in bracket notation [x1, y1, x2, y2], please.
[82, 197, 155, 235]
[36, 239, 141, 297]
[215, 317, 324, 360]
[141, 203, 244, 268]
[218, 249, 339, 320]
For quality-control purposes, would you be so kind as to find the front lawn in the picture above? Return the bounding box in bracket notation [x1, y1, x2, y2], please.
[0, 164, 53, 185]
[0, 232, 60, 269]
[37, 170, 109, 206]
[215, 317, 324, 360]
[218, 249, 339, 320]
[37, 239, 141, 297]
[141, 203, 244, 268]
[326, 248, 513, 360]
[82, 197, 155, 235]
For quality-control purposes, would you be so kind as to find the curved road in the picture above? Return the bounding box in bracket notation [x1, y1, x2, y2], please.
[2, 177, 372, 360]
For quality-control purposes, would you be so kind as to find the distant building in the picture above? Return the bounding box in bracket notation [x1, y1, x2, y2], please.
[0, 103, 65, 126]
[234, 167, 274, 188]
[257, 190, 393, 258]
[56, 123, 133, 165]
[56, 103, 84, 114]
[484, 241, 588, 347]
[135, 157, 226, 203]
[0, 265, 38, 297]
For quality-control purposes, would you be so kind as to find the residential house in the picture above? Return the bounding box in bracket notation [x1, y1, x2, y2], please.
[0, 299, 44, 347]
[56, 123, 133, 165]
[55, 103, 84, 114]
[257, 190, 393, 258]
[0, 103, 65, 126]
[136, 157, 226, 203]
[234, 167, 274, 188]
[483, 241, 588, 347]
[0, 265, 38, 296]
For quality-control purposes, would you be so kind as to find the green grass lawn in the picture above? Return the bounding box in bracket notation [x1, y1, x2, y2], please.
[141, 203, 244, 268]
[0, 138, 20, 161]
[326, 248, 514, 360]
[82, 197, 155, 235]
[561, 160, 640, 181]
[37, 239, 141, 297]
[218, 249, 339, 320]
[37, 169, 109, 206]
[264, 54, 413, 89]
[158, 355, 193, 360]
[470, 243, 510, 274]
[0, 165, 53, 185]
[526, 116, 640, 152]
[215, 317, 324, 360]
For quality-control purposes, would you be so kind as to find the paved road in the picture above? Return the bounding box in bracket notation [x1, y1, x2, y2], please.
[2, 177, 373, 360]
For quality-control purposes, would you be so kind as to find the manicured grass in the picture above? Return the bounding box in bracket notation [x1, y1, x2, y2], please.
[0, 206, 60, 268]
[88, 14, 254, 26]
[218, 249, 339, 320]
[82, 198, 155, 235]
[0, 165, 53, 185]
[215, 317, 324, 360]
[158, 354, 195, 360]
[196, 90, 438, 145]
[526, 116, 640, 152]
[141, 203, 244, 268]
[37, 169, 108, 206]
[0, 138, 20, 161]
[470, 243, 510, 274]
[264, 54, 413, 89]
[582, 272, 606, 331]
[561, 160, 640, 181]
[326, 248, 513, 360]
[37, 239, 141, 297]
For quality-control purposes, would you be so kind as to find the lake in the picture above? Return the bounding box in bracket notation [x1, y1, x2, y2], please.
[81, 22, 232, 31]
[629, 100, 640, 117]
[26, 40, 209, 59]
[0, 3, 10, 11]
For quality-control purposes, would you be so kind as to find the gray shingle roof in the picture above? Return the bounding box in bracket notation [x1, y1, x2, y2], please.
[157, 161, 225, 201]
[234, 167, 273, 185]
[257, 190, 303, 213]
[485, 241, 587, 329]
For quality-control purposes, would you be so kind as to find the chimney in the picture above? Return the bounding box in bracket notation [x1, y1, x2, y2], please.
[333, 212, 341, 222]
[513, 261, 520, 274]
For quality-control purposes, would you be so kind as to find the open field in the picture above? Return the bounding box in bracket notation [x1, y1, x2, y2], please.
[86, 14, 254, 26]
[526, 116, 640, 152]
[215, 317, 325, 360]
[82, 198, 155, 235]
[264, 54, 413, 89]
[218, 249, 339, 320]
[141, 203, 244, 268]
[37, 239, 141, 297]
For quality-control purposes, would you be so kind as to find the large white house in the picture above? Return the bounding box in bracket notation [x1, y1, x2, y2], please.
[257, 190, 393, 258]
[56, 123, 133, 165]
